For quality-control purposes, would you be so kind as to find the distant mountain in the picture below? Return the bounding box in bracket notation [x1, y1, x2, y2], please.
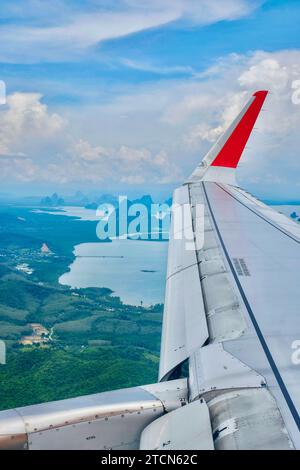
[40, 193, 65, 207]
[290, 211, 300, 222]
[84, 194, 156, 210]
[37, 191, 172, 211]
[97, 194, 119, 206]
[84, 194, 118, 209]
[131, 194, 154, 209]
[70, 191, 89, 206]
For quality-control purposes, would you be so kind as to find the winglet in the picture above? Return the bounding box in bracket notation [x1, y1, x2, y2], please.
[211, 90, 268, 168]
[187, 90, 268, 185]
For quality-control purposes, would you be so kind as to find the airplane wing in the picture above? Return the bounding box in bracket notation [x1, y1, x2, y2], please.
[1, 91, 299, 450]
[157, 90, 300, 450]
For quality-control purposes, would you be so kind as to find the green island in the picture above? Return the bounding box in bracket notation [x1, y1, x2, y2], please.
[0, 205, 163, 410]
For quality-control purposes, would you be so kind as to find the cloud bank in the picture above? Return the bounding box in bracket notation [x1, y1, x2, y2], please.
[0, 0, 261, 63]
[1, 48, 300, 199]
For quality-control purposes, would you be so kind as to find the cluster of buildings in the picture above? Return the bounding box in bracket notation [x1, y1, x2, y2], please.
[19, 323, 50, 346]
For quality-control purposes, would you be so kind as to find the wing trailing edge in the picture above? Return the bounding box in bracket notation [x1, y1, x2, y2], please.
[187, 90, 268, 186]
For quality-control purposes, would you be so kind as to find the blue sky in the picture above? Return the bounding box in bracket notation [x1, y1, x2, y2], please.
[0, 0, 300, 199]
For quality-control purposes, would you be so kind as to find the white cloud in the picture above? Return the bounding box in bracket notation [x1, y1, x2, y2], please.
[185, 123, 224, 145]
[88, 49, 300, 195]
[72, 139, 111, 162]
[0, 0, 260, 63]
[68, 140, 183, 184]
[177, 0, 258, 23]
[125, 0, 258, 24]
[119, 58, 194, 76]
[238, 58, 290, 90]
[177, 50, 300, 195]
[2, 48, 300, 199]
[0, 92, 66, 157]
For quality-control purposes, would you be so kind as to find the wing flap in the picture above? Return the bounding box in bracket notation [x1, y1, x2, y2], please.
[159, 186, 209, 381]
[140, 399, 214, 450]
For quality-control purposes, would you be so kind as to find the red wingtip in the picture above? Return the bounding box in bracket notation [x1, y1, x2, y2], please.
[211, 90, 268, 169]
[253, 90, 269, 98]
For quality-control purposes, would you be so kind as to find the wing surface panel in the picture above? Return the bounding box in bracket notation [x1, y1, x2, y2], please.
[201, 181, 300, 448]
